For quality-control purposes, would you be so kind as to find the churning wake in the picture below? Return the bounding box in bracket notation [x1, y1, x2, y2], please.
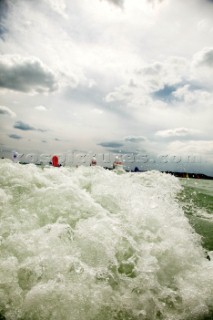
[0, 160, 213, 320]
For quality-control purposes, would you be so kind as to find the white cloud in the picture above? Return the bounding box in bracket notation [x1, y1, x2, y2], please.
[105, 84, 133, 103]
[43, 0, 67, 18]
[0, 105, 16, 117]
[135, 57, 188, 92]
[172, 85, 212, 105]
[91, 108, 104, 115]
[197, 19, 212, 33]
[105, 56, 188, 111]
[156, 127, 200, 138]
[35, 105, 47, 111]
[168, 140, 213, 160]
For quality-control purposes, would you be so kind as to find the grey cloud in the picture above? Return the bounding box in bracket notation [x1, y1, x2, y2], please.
[103, 0, 164, 6]
[147, 0, 165, 4]
[14, 121, 47, 132]
[65, 81, 132, 119]
[0, 0, 8, 39]
[139, 63, 163, 76]
[102, 0, 124, 7]
[196, 48, 213, 68]
[148, 0, 164, 2]
[106, 149, 138, 154]
[65, 84, 128, 116]
[0, 0, 8, 19]
[98, 142, 124, 148]
[64, 84, 107, 108]
[125, 136, 146, 143]
[14, 121, 36, 131]
[8, 134, 22, 140]
[0, 55, 58, 93]
[37, 128, 47, 133]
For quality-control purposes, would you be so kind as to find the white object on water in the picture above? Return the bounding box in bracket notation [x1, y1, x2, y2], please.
[90, 157, 97, 166]
[113, 156, 125, 172]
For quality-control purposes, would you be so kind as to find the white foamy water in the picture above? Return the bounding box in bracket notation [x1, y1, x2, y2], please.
[0, 160, 213, 320]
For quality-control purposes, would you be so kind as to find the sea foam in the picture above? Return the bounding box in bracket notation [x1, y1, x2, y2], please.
[0, 160, 213, 320]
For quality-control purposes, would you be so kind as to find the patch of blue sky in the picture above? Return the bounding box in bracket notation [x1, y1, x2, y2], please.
[152, 82, 205, 103]
[152, 84, 180, 103]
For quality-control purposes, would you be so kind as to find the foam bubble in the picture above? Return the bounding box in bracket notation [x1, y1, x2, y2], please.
[0, 160, 213, 319]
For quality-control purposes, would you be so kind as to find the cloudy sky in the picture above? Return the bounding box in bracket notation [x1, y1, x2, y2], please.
[0, 0, 213, 174]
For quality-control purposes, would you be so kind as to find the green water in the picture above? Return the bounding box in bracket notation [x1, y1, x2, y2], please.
[179, 179, 213, 251]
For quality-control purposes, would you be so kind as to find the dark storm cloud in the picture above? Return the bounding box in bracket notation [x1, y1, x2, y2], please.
[8, 134, 22, 140]
[0, 55, 58, 93]
[98, 141, 124, 148]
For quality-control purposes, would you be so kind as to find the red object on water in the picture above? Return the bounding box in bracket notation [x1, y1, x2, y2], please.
[52, 155, 59, 167]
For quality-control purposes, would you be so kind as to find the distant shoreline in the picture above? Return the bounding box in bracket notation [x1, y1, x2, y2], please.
[135, 170, 213, 180]
[161, 171, 213, 180]
[122, 167, 213, 179]
[105, 166, 213, 179]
